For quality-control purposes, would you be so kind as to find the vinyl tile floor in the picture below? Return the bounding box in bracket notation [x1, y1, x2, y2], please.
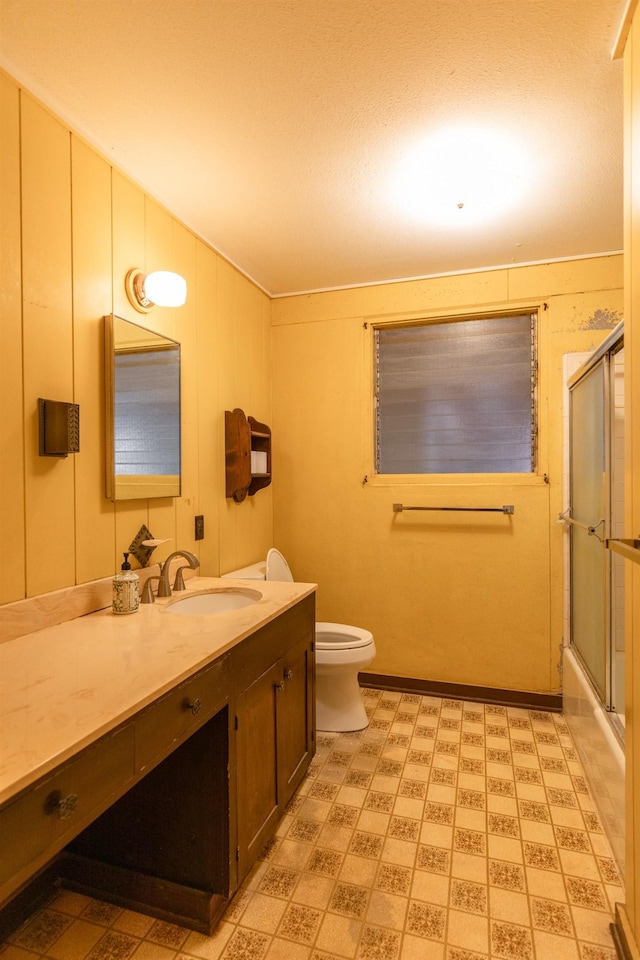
[0, 689, 625, 960]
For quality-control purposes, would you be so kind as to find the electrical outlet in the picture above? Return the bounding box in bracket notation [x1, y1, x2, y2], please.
[195, 515, 205, 541]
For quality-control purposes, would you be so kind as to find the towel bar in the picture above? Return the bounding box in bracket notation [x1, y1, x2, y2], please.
[392, 503, 514, 514]
[606, 538, 640, 565]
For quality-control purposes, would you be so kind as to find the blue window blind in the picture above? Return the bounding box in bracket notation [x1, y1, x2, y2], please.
[375, 314, 536, 474]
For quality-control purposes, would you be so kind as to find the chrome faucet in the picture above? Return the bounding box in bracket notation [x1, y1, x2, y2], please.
[158, 550, 200, 597]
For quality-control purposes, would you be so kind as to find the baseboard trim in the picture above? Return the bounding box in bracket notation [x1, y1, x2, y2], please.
[359, 673, 562, 712]
[612, 904, 640, 960]
[0, 861, 61, 941]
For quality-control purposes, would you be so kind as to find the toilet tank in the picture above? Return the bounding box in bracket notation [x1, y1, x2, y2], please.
[221, 561, 266, 580]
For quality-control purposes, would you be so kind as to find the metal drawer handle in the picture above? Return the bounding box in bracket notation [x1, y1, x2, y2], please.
[184, 697, 202, 716]
[284, 670, 293, 681]
[45, 790, 78, 820]
[275, 681, 284, 692]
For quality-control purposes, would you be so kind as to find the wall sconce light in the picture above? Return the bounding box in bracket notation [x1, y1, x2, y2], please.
[125, 268, 187, 313]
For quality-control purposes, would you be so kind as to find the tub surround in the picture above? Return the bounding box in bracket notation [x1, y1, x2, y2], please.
[0, 577, 316, 936]
[563, 646, 625, 874]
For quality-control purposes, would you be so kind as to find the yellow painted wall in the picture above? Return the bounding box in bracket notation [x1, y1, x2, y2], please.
[0, 69, 272, 605]
[271, 257, 623, 694]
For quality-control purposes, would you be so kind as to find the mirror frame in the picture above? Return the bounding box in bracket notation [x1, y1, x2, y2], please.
[104, 314, 182, 501]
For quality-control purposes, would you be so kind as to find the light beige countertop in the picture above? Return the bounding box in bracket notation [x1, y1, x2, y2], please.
[0, 577, 316, 807]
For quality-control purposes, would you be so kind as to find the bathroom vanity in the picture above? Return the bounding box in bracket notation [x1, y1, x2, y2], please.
[0, 577, 316, 936]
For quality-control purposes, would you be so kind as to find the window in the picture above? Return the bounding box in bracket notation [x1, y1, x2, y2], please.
[375, 313, 537, 474]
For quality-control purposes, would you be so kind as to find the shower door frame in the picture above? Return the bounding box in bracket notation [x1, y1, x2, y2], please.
[568, 323, 624, 732]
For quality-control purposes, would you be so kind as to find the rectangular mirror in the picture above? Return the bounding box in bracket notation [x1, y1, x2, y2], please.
[105, 314, 181, 501]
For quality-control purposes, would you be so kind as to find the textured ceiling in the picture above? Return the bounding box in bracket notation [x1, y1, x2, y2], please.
[0, 0, 626, 296]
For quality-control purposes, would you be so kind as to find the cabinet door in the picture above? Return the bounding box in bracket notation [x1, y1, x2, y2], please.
[276, 632, 315, 810]
[235, 660, 281, 880]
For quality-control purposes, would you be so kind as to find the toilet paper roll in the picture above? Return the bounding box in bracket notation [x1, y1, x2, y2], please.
[251, 451, 268, 474]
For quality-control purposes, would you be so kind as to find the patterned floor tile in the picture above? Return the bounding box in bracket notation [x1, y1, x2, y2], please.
[1, 690, 626, 960]
[490, 920, 534, 959]
[9, 909, 73, 954]
[356, 924, 401, 960]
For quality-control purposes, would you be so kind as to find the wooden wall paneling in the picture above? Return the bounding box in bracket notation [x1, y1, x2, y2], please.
[0, 71, 275, 632]
[70, 136, 116, 584]
[234, 278, 260, 568]
[21, 95, 75, 597]
[145, 199, 180, 561]
[216, 258, 240, 576]
[245, 280, 270, 415]
[234, 278, 253, 400]
[111, 171, 146, 323]
[215, 269, 273, 574]
[216, 259, 239, 413]
[0, 73, 25, 603]
[144, 498, 177, 570]
[172, 221, 199, 556]
[245, 290, 272, 566]
[195, 242, 220, 576]
[236, 273, 272, 572]
[144, 198, 176, 340]
[111, 171, 150, 565]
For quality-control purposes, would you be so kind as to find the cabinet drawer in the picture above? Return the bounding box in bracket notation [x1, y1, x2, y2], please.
[0, 724, 134, 893]
[231, 596, 315, 694]
[135, 656, 228, 772]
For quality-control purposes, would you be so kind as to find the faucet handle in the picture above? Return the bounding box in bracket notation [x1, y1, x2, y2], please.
[173, 566, 189, 591]
[156, 561, 173, 597]
[141, 576, 160, 604]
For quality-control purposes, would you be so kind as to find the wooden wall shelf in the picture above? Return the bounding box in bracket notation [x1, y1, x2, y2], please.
[225, 408, 271, 502]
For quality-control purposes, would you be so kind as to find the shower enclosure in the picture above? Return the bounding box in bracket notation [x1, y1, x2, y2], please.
[562, 322, 625, 871]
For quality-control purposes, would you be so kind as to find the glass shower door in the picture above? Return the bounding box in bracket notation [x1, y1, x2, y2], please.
[570, 359, 608, 701]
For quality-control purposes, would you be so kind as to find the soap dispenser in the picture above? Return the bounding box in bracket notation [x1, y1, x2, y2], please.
[112, 552, 140, 615]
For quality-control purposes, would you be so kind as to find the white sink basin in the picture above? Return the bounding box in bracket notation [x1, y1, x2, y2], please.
[166, 589, 261, 615]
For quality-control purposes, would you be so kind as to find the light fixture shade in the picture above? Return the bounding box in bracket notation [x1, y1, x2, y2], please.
[144, 271, 187, 307]
[125, 268, 188, 313]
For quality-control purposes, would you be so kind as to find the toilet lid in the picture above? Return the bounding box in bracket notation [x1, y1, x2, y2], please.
[315, 621, 374, 650]
[266, 548, 294, 582]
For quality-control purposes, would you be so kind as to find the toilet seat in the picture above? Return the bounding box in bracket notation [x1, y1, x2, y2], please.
[266, 548, 293, 583]
[316, 622, 374, 651]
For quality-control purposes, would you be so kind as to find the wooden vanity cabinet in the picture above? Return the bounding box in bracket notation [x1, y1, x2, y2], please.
[235, 660, 281, 876]
[57, 657, 231, 934]
[0, 725, 135, 909]
[233, 596, 315, 881]
[277, 633, 315, 805]
[61, 710, 230, 934]
[0, 593, 315, 939]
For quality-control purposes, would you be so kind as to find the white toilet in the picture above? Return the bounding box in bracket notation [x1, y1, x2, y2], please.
[223, 549, 375, 731]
